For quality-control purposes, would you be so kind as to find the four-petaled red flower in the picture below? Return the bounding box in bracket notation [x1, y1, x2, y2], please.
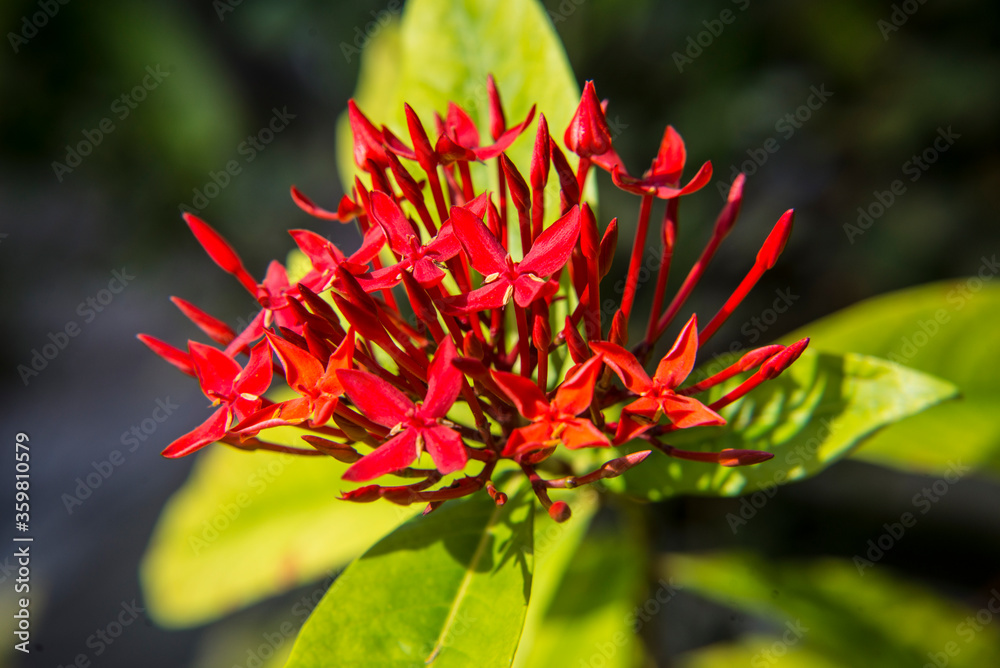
[235, 331, 355, 433]
[494, 355, 609, 461]
[162, 339, 272, 458]
[446, 204, 581, 312]
[337, 338, 466, 481]
[591, 314, 725, 442]
[358, 191, 462, 290]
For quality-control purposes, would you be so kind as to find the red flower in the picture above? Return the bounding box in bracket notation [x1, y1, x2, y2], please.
[357, 191, 461, 290]
[235, 332, 355, 433]
[591, 314, 724, 442]
[438, 96, 537, 162]
[162, 339, 272, 458]
[445, 204, 581, 312]
[493, 355, 608, 460]
[611, 125, 713, 199]
[338, 338, 466, 481]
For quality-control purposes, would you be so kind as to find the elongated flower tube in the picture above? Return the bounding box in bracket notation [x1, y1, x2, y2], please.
[142, 76, 806, 520]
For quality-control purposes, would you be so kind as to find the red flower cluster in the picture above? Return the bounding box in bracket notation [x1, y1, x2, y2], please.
[141, 77, 808, 521]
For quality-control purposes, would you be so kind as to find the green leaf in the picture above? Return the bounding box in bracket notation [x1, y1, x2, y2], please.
[679, 641, 844, 668]
[141, 445, 416, 627]
[337, 0, 593, 228]
[782, 279, 1000, 476]
[516, 507, 649, 668]
[668, 551, 1000, 668]
[607, 350, 958, 500]
[284, 482, 535, 667]
[513, 489, 599, 667]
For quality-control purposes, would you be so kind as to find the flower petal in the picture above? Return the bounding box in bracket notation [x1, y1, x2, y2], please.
[420, 338, 462, 420]
[553, 354, 604, 417]
[265, 331, 324, 394]
[560, 418, 609, 450]
[445, 102, 480, 149]
[138, 334, 194, 376]
[660, 393, 726, 429]
[475, 105, 537, 161]
[233, 396, 313, 432]
[369, 191, 418, 255]
[422, 425, 467, 474]
[518, 205, 581, 277]
[491, 370, 550, 420]
[161, 406, 228, 458]
[337, 369, 413, 428]
[411, 258, 447, 288]
[234, 339, 274, 397]
[512, 273, 551, 308]
[441, 280, 511, 314]
[188, 341, 241, 399]
[342, 429, 420, 482]
[450, 205, 508, 276]
[654, 313, 699, 389]
[590, 341, 653, 393]
[501, 422, 555, 457]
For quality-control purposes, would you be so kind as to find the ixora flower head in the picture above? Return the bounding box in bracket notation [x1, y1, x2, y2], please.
[141, 78, 808, 522]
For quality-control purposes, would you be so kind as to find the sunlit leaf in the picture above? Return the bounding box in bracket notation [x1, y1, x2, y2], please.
[513, 489, 598, 667]
[783, 280, 1000, 476]
[142, 444, 416, 627]
[284, 481, 534, 667]
[516, 507, 649, 668]
[607, 350, 957, 500]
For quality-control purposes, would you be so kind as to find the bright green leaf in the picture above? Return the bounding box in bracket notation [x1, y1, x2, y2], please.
[141, 445, 416, 627]
[668, 551, 1000, 668]
[284, 482, 535, 667]
[337, 0, 593, 230]
[679, 640, 844, 668]
[607, 350, 958, 500]
[516, 507, 649, 668]
[513, 489, 599, 666]
[782, 280, 1000, 476]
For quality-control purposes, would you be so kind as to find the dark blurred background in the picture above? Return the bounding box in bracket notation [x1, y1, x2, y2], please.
[1, 0, 998, 666]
